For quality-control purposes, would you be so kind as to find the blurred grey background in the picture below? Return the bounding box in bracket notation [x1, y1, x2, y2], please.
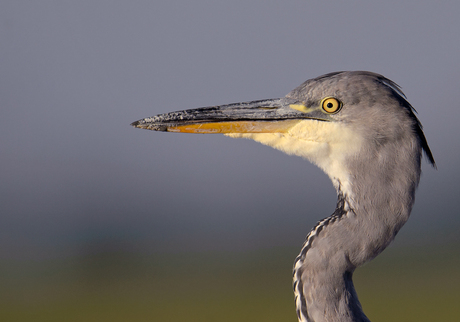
[0, 0, 460, 322]
[1, 1, 459, 320]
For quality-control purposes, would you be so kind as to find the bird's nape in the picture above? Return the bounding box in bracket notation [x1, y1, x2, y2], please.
[131, 71, 434, 322]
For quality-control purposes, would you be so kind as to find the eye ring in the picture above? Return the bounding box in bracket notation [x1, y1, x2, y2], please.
[321, 97, 342, 114]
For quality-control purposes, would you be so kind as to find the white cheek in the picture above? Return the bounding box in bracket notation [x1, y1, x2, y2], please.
[225, 120, 363, 195]
[289, 121, 363, 191]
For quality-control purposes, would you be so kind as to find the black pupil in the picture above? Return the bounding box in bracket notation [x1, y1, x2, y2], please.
[327, 102, 334, 108]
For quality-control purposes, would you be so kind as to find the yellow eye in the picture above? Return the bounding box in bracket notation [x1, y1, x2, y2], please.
[321, 97, 342, 114]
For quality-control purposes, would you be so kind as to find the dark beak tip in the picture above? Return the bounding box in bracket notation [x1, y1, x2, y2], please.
[130, 119, 169, 132]
[130, 120, 145, 129]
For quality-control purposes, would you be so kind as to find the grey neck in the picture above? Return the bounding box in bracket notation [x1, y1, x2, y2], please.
[293, 191, 371, 322]
[293, 161, 419, 322]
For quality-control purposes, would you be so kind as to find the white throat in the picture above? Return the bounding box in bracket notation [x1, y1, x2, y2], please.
[226, 120, 362, 197]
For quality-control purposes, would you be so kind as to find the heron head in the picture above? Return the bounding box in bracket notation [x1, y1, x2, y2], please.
[132, 71, 435, 193]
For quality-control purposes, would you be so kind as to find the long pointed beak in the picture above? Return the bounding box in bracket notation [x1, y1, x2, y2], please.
[131, 98, 327, 134]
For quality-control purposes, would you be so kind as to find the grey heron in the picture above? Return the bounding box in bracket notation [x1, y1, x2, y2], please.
[131, 71, 435, 322]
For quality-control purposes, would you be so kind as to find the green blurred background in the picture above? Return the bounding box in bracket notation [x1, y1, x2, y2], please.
[1, 245, 459, 321]
[2, 1, 460, 321]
